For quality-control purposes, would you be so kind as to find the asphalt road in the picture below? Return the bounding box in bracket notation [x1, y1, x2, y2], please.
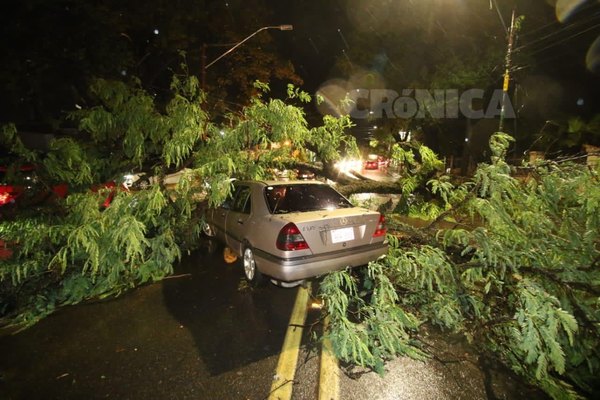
[0, 237, 548, 400]
[0, 239, 312, 399]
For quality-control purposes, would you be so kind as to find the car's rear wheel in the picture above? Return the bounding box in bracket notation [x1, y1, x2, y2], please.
[243, 247, 264, 286]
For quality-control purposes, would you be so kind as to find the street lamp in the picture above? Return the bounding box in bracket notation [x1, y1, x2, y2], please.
[201, 24, 293, 88]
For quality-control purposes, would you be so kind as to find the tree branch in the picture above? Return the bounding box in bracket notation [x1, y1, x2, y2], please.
[337, 180, 400, 197]
[520, 266, 600, 296]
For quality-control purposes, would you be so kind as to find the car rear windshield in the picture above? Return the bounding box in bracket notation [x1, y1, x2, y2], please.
[264, 184, 352, 214]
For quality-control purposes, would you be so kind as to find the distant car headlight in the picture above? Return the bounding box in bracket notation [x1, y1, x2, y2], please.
[334, 159, 362, 173]
[122, 174, 135, 188]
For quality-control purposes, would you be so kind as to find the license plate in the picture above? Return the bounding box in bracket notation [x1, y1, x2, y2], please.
[331, 227, 354, 243]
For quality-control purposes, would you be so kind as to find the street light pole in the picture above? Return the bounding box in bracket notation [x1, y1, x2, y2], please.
[201, 24, 293, 89]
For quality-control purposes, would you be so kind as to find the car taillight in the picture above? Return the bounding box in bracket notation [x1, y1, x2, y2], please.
[373, 214, 386, 237]
[0, 186, 15, 206]
[276, 223, 310, 251]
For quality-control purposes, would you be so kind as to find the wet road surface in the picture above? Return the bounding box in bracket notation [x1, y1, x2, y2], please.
[0, 237, 548, 399]
[0, 239, 306, 399]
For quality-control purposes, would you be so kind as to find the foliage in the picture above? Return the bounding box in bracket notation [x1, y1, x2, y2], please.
[0, 74, 209, 328]
[1, 74, 361, 329]
[1, 24, 597, 394]
[430, 48, 503, 90]
[71, 74, 206, 177]
[530, 114, 600, 153]
[193, 82, 357, 206]
[321, 133, 600, 399]
[320, 263, 427, 374]
[383, 140, 452, 219]
[0, 124, 38, 162]
[1, 188, 183, 328]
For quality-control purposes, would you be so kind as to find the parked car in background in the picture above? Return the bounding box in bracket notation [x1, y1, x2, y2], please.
[203, 180, 388, 286]
[0, 164, 68, 208]
[295, 168, 316, 180]
[1, 164, 69, 257]
[378, 156, 389, 169]
[94, 168, 194, 209]
[364, 159, 379, 170]
[120, 168, 192, 190]
[121, 172, 154, 190]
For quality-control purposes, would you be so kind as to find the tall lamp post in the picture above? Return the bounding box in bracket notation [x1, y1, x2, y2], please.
[201, 24, 293, 89]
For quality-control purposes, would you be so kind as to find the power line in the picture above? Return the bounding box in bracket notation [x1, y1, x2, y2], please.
[518, 0, 600, 39]
[519, 23, 600, 57]
[515, 11, 600, 52]
[518, 19, 561, 39]
[491, 0, 508, 34]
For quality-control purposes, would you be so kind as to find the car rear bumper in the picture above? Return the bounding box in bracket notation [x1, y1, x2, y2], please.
[253, 241, 388, 282]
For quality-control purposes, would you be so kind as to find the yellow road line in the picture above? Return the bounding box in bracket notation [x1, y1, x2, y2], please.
[268, 282, 311, 400]
[319, 316, 339, 400]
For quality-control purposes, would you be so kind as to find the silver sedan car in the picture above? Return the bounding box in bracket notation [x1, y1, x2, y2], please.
[202, 180, 388, 285]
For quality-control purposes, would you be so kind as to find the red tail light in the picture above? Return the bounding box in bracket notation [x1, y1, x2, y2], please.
[276, 223, 310, 251]
[373, 214, 386, 237]
[0, 187, 14, 206]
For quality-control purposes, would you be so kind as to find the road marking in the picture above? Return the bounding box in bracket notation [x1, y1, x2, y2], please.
[319, 316, 339, 400]
[268, 282, 311, 400]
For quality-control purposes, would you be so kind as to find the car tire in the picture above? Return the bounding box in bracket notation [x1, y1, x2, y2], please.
[137, 179, 151, 190]
[243, 246, 264, 286]
[202, 221, 216, 237]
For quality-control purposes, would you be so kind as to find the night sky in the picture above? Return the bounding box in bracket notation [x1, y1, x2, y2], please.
[1, 0, 599, 137]
[267, 0, 600, 113]
[261, 0, 600, 152]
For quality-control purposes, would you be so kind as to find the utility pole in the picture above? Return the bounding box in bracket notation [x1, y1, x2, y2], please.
[499, 9, 516, 133]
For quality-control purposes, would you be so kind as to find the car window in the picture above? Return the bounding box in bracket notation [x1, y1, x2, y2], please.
[264, 184, 352, 214]
[231, 185, 251, 214]
[243, 192, 251, 214]
[220, 184, 239, 210]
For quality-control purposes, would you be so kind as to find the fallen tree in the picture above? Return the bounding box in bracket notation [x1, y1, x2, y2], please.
[2, 73, 599, 398]
[320, 133, 600, 399]
[0, 77, 363, 329]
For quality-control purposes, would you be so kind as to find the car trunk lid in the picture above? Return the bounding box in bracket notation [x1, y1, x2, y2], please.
[271, 208, 383, 254]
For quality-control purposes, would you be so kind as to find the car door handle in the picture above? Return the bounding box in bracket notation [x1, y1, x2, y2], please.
[237, 219, 244, 225]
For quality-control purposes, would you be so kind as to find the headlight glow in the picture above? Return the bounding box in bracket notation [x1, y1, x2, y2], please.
[334, 159, 362, 173]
